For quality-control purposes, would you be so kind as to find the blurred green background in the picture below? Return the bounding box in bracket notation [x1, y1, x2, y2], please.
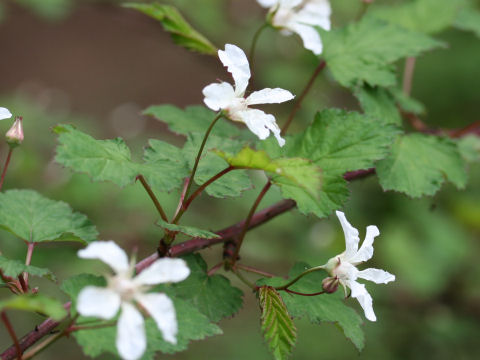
[0, 0, 479, 359]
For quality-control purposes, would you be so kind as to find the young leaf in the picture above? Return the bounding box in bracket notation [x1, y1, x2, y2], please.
[0, 189, 98, 244]
[183, 133, 252, 198]
[259, 286, 297, 360]
[55, 125, 186, 192]
[376, 134, 467, 197]
[259, 263, 365, 351]
[321, 17, 444, 87]
[144, 105, 245, 138]
[172, 254, 243, 322]
[123, 3, 217, 55]
[156, 218, 220, 239]
[0, 255, 56, 282]
[0, 294, 67, 320]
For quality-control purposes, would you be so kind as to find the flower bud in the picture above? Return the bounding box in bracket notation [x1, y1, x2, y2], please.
[322, 276, 340, 294]
[6, 116, 24, 147]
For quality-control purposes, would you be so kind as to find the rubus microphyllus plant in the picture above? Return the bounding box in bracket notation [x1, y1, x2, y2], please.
[1, 1, 480, 360]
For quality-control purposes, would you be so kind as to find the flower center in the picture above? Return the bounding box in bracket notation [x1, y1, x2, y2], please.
[227, 97, 248, 121]
[108, 274, 139, 302]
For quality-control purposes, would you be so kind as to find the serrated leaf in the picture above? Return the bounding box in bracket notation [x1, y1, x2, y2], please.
[0, 255, 56, 282]
[454, 6, 480, 38]
[258, 263, 364, 351]
[143, 105, 244, 138]
[322, 17, 444, 87]
[172, 254, 243, 322]
[369, 0, 463, 34]
[183, 133, 252, 198]
[376, 133, 467, 197]
[123, 3, 217, 55]
[54, 125, 186, 193]
[355, 86, 402, 125]
[0, 189, 97, 244]
[264, 109, 399, 217]
[157, 218, 220, 239]
[215, 146, 322, 199]
[73, 297, 222, 359]
[457, 135, 480, 163]
[259, 286, 297, 360]
[0, 294, 67, 320]
[389, 87, 426, 115]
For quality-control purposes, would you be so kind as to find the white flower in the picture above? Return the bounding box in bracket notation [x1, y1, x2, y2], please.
[257, 0, 331, 55]
[202, 44, 294, 147]
[76, 241, 190, 360]
[325, 211, 395, 321]
[0, 107, 12, 120]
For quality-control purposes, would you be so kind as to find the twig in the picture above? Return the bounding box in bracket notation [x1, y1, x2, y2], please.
[136, 175, 169, 222]
[236, 264, 277, 278]
[402, 57, 416, 97]
[207, 261, 225, 276]
[173, 177, 190, 220]
[22, 242, 35, 291]
[1, 311, 22, 359]
[284, 289, 325, 296]
[0, 148, 14, 191]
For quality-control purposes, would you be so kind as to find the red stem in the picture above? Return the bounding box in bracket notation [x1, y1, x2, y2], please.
[0, 148, 14, 191]
[284, 289, 325, 296]
[1, 311, 22, 359]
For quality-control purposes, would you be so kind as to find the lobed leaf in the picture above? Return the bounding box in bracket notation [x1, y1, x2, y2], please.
[355, 86, 402, 125]
[0, 294, 67, 320]
[0, 255, 56, 282]
[0, 189, 97, 244]
[454, 5, 480, 38]
[123, 3, 217, 55]
[259, 286, 297, 360]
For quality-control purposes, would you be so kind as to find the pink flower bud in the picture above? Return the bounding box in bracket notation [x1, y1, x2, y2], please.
[6, 116, 24, 146]
[322, 276, 340, 294]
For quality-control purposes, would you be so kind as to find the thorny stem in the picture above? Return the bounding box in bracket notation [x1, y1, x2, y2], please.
[229, 181, 272, 267]
[137, 174, 169, 223]
[281, 60, 326, 135]
[0, 147, 14, 191]
[172, 112, 223, 226]
[402, 57, 416, 97]
[1, 311, 22, 359]
[249, 22, 270, 70]
[274, 265, 326, 291]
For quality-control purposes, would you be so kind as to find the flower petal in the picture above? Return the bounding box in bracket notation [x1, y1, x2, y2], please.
[335, 211, 360, 260]
[202, 82, 236, 111]
[78, 241, 129, 273]
[77, 286, 121, 320]
[256, 0, 278, 8]
[295, 1, 331, 30]
[134, 258, 190, 286]
[218, 44, 251, 96]
[357, 268, 395, 284]
[246, 88, 294, 105]
[349, 225, 379, 265]
[349, 280, 376, 321]
[0, 107, 12, 120]
[237, 109, 285, 146]
[136, 293, 178, 344]
[288, 22, 323, 55]
[116, 302, 146, 360]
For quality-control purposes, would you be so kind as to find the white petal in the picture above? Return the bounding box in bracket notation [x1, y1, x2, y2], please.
[136, 293, 178, 344]
[349, 225, 380, 265]
[78, 241, 129, 273]
[134, 258, 190, 286]
[357, 268, 395, 284]
[202, 82, 236, 111]
[256, 0, 278, 8]
[349, 280, 376, 321]
[295, 1, 332, 30]
[0, 107, 12, 120]
[335, 211, 360, 261]
[246, 88, 294, 105]
[116, 302, 146, 360]
[280, 0, 302, 8]
[77, 286, 121, 320]
[237, 109, 285, 147]
[288, 22, 323, 55]
[218, 44, 251, 96]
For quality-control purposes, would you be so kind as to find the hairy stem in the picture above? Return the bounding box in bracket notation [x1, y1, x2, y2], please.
[281, 60, 326, 135]
[137, 174, 169, 222]
[236, 263, 277, 278]
[0, 147, 14, 191]
[232, 268, 258, 290]
[1, 311, 22, 359]
[274, 265, 325, 290]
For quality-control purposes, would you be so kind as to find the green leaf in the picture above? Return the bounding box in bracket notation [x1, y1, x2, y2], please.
[264, 109, 399, 217]
[354, 86, 402, 125]
[457, 135, 480, 163]
[322, 17, 444, 87]
[73, 297, 222, 359]
[55, 125, 186, 192]
[376, 134, 467, 197]
[369, 0, 463, 34]
[454, 6, 480, 38]
[389, 87, 426, 115]
[259, 286, 297, 360]
[259, 263, 365, 351]
[143, 105, 244, 138]
[61, 274, 106, 315]
[183, 133, 252, 198]
[0, 294, 67, 320]
[214, 146, 322, 200]
[0, 189, 98, 243]
[123, 3, 217, 55]
[0, 255, 56, 282]
[156, 218, 220, 239]
[172, 254, 243, 322]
